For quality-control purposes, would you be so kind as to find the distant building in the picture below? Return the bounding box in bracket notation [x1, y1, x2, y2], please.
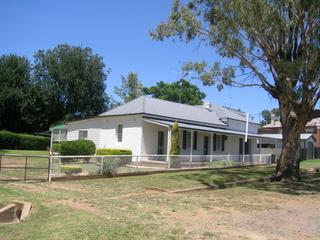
[259, 115, 317, 160]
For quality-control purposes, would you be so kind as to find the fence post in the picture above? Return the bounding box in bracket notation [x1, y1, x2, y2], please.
[48, 153, 53, 183]
[0, 154, 2, 173]
[136, 156, 139, 168]
[24, 156, 28, 181]
[100, 157, 104, 175]
[269, 154, 272, 164]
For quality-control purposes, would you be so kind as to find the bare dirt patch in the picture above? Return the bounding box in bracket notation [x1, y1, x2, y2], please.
[165, 190, 320, 240]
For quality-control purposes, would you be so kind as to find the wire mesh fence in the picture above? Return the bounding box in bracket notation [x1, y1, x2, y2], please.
[0, 154, 49, 181]
[49, 154, 272, 180]
[0, 153, 272, 181]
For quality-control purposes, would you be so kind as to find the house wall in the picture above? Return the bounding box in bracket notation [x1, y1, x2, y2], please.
[141, 121, 168, 155]
[67, 115, 144, 155]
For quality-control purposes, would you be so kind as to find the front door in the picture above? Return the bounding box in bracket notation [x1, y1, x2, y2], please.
[203, 136, 209, 155]
[239, 138, 250, 155]
[157, 131, 164, 154]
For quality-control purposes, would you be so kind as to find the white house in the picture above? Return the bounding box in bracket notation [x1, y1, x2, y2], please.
[62, 96, 281, 161]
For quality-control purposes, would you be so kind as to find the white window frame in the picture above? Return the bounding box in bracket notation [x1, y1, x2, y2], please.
[78, 130, 88, 140]
[116, 124, 123, 142]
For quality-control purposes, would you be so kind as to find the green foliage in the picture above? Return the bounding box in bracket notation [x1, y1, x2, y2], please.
[170, 121, 180, 155]
[52, 143, 61, 153]
[0, 130, 49, 150]
[151, 0, 320, 104]
[101, 156, 132, 176]
[152, 0, 320, 179]
[33, 44, 110, 122]
[0, 44, 113, 134]
[59, 140, 96, 156]
[144, 79, 206, 105]
[60, 165, 83, 176]
[0, 55, 32, 133]
[260, 108, 280, 126]
[114, 72, 144, 103]
[96, 148, 132, 156]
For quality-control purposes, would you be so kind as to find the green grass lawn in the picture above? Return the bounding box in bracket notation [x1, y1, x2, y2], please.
[0, 149, 49, 156]
[300, 159, 320, 169]
[0, 160, 319, 239]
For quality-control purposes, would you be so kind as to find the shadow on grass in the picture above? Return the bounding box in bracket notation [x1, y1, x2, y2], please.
[247, 172, 320, 195]
[168, 166, 320, 195]
[168, 166, 274, 186]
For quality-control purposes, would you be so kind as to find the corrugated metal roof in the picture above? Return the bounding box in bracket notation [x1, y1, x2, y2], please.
[263, 118, 320, 128]
[49, 124, 66, 131]
[260, 133, 313, 140]
[100, 96, 227, 127]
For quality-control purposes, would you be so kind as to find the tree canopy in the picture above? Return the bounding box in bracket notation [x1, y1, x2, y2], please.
[152, 0, 320, 180]
[114, 72, 144, 103]
[33, 44, 109, 122]
[0, 45, 111, 133]
[144, 79, 206, 105]
[0, 55, 31, 132]
[260, 108, 280, 126]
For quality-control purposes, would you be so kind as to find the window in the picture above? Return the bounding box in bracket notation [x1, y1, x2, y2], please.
[183, 130, 187, 150]
[157, 131, 164, 154]
[78, 130, 88, 140]
[216, 135, 221, 150]
[221, 135, 227, 151]
[117, 125, 123, 142]
[182, 130, 191, 150]
[193, 131, 198, 150]
[60, 129, 67, 141]
[203, 136, 209, 155]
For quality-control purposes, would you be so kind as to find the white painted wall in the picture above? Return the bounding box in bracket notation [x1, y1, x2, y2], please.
[67, 115, 144, 155]
[141, 121, 168, 155]
[66, 115, 263, 157]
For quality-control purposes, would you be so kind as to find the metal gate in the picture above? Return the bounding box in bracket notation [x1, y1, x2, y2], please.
[0, 154, 49, 181]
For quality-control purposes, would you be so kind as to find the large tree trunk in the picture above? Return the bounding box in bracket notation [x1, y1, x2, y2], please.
[273, 98, 308, 182]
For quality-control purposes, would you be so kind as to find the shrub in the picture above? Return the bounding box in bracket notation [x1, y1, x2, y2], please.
[170, 121, 180, 155]
[100, 156, 132, 176]
[60, 165, 82, 176]
[96, 148, 132, 156]
[0, 130, 50, 150]
[52, 143, 61, 153]
[59, 140, 96, 156]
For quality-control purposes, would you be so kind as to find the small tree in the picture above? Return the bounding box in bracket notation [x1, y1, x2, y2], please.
[170, 121, 180, 155]
[114, 72, 145, 103]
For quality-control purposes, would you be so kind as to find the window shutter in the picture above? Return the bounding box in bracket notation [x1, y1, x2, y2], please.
[183, 130, 187, 150]
[213, 134, 216, 151]
[193, 131, 198, 150]
[221, 135, 225, 151]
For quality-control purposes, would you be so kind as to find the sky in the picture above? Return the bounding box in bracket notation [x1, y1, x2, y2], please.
[0, 0, 278, 122]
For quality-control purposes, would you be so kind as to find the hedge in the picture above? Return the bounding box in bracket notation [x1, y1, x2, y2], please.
[96, 148, 132, 156]
[0, 130, 50, 150]
[60, 165, 83, 176]
[59, 140, 96, 155]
